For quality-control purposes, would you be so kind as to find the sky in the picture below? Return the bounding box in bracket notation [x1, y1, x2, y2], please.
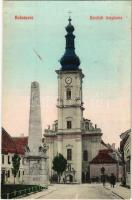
[2, 1, 131, 148]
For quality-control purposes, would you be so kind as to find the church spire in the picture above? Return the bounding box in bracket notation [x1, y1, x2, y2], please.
[60, 17, 80, 71]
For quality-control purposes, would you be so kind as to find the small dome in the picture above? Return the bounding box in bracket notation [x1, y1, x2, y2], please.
[60, 50, 80, 70]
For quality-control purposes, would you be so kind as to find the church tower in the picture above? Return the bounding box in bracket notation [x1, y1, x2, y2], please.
[55, 17, 84, 183]
[56, 17, 84, 134]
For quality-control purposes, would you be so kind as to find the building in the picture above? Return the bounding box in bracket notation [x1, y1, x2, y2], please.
[89, 149, 122, 182]
[44, 17, 110, 183]
[120, 129, 131, 187]
[1, 128, 27, 184]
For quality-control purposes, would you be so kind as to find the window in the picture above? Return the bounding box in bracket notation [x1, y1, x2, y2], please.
[126, 158, 130, 173]
[67, 121, 72, 129]
[85, 122, 89, 131]
[23, 171, 24, 175]
[66, 89, 71, 100]
[18, 170, 21, 177]
[67, 149, 72, 160]
[2, 155, 4, 164]
[8, 155, 10, 164]
[83, 150, 88, 161]
[7, 170, 10, 178]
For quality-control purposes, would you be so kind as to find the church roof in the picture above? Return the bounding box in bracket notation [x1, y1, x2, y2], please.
[90, 149, 117, 164]
[60, 17, 80, 71]
[2, 128, 17, 154]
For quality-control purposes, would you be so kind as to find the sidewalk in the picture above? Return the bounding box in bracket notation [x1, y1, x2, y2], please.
[104, 183, 131, 199]
[20, 185, 56, 199]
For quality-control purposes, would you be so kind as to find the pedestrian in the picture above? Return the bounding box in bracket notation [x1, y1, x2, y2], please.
[102, 174, 106, 187]
[63, 178, 65, 184]
[110, 173, 116, 188]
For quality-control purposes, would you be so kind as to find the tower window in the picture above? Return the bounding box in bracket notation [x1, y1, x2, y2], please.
[83, 150, 88, 161]
[66, 89, 71, 100]
[67, 149, 72, 160]
[67, 121, 72, 129]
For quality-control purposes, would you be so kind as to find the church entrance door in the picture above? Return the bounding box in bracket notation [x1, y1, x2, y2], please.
[69, 174, 73, 182]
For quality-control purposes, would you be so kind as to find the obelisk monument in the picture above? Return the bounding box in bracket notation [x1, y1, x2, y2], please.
[28, 81, 42, 155]
[24, 81, 49, 185]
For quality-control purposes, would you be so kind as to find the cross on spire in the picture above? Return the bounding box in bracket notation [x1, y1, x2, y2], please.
[68, 11, 72, 23]
[68, 11, 72, 16]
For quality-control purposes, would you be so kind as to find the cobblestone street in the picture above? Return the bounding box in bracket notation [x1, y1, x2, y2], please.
[26, 184, 122, 199]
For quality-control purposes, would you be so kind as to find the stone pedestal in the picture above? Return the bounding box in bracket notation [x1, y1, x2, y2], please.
[24, 153, 48, 185]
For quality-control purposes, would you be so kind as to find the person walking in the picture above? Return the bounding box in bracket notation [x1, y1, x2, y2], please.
[110, 173, 116, 188]
[102, 174, 106, 187]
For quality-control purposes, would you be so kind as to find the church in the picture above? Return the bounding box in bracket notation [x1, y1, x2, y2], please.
[44, 17, 111, 183]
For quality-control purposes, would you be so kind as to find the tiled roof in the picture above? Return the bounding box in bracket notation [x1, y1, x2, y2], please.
[2, 128, 28, 155]
[101, 140, 108, 148]
[12, 137, 28, 155]
[2, 128, 17, 154]
[90, 149, 117, 164]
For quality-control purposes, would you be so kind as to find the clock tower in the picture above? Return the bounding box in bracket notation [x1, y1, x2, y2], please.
[56, 17, 84, 134]
[55, 17, 84, 182]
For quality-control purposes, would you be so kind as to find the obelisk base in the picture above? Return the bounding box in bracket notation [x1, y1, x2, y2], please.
[24, 155, 49, 186]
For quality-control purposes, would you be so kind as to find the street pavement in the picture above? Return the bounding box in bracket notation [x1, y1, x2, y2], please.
[22, 183, 123, 199]
[104, 184, 131, 199]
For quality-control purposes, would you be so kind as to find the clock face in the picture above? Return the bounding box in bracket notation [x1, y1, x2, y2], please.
[65, 77, 72, 84]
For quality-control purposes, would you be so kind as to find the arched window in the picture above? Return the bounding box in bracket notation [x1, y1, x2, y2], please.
[67, 121, 72, 129]
[83, 150, 88, 161]
[66, 88, 71, 100]
[67, 149, 72, 160]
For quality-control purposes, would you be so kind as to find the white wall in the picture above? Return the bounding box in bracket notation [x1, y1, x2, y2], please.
[2, 153, 24, 184]
[90, 163, 117, 178]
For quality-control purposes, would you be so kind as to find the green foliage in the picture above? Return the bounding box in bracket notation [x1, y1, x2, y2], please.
[52, 153, 67, 182]
[1, 184, 47, 199]
[12, 154, 21, 184]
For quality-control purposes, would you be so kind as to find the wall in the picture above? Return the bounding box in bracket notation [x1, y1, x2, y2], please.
[82, 135, 106, 172]
[1, 153, 24, 184]
[124, 135, 131, 187]
[90, 163, 117, 179]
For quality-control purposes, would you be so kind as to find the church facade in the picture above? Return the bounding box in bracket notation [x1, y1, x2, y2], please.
[44, 18, 107, 183]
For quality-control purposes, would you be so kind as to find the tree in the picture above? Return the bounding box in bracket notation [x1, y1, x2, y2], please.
[52, 153, 67, 183]
[12, 154, 21, 184]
